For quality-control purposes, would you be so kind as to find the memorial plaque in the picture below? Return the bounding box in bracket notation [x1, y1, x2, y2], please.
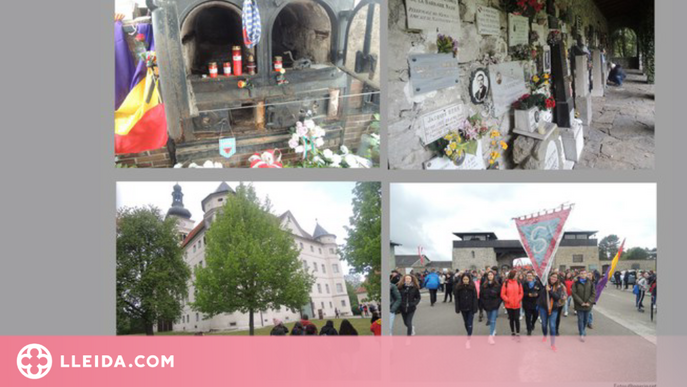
[476, 6, 501, 36]
[405, 0, 461, 36]
[408, 53, 460, 95]
[544, 140, 560, 170]
[508, 14, 529, 46]
[414, 103, 467, 145]
[531, 24, 548, 46]
[488, 62, 528, 117]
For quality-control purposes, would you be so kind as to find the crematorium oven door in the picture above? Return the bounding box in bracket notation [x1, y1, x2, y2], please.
[149, 0, 196, 142]
[341, 0, 380, 100]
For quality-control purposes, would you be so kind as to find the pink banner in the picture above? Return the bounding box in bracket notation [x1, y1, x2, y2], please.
[0, 336, 659, 386]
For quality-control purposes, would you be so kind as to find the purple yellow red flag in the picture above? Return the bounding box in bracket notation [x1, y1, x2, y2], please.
[596, 239, 626, 303]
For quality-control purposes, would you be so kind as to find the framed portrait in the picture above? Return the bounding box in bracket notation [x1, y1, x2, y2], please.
[543, 45, 552, 73]
[469, 68, 490, 104]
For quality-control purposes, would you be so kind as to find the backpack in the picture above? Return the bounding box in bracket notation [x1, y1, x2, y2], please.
[633, 284, 640, 295]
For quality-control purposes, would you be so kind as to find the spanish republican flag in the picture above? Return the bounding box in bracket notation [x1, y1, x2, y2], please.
[114, 67, 167, 154]
[595, 239, 626, 303]
[114, 23, 167, 155]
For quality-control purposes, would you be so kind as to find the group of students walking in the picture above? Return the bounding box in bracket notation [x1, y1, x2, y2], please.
[390, 267, 599, 351]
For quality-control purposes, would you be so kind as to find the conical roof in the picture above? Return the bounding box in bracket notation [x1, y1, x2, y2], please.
[313, 223, 334, 239]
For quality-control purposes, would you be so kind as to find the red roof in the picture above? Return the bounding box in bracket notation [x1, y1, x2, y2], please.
[182, 222, 205, 248]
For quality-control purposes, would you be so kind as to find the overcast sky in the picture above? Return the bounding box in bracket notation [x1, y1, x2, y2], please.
[391, 183, 657, 262]
[117, 181, 357, 272]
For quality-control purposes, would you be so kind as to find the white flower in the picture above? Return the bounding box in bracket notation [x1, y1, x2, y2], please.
[295, 145, 304, 154]
[315, 138, 324, 147]
[322, 149, 334, 159]
[313, 156, 325, 165]
[340, 145, 349, 154]
[189, 162, 199, 168]
[344, 154, 359, 168]
[304, 119, 316, 129]
[213, 162, 223, 168]
[202, 160, 215, 168]
[173, 163, 183, 168]
[296, 125, 308, 137]
[330, 154, 342, 167]
[288, 138, 300, 149]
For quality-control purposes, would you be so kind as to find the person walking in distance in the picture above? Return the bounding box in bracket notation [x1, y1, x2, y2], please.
[501, 270, 524, 340]
[522, 271, 542, 336]
[389, 271, 402, 335]
[571, 269, 596, 342]
[423, 269, 441, 306]
[399, 274, 421, 336]
[636, 272, 649, 312]
[453, 272, 479, 349]
[537, 272, 566, 351]
[443, 271, 454, 303]
[480, 271, 502, 344]
[563, 272, 575, 317]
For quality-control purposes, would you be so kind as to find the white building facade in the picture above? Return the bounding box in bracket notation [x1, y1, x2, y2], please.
[166, 183, 352, 332]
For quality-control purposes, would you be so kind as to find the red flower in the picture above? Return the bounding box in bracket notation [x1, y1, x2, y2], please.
[135, 33, 145, 42]
[546, 97, 556, 109]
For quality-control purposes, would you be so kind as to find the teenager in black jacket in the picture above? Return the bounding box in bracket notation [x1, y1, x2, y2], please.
[399, 274, 421, 336]
[454, 273, 479, 347]
[480, 271, 502, 344]
[522, 271, 542, 336]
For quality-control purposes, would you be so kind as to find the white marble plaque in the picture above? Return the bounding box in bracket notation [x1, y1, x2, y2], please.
[488, 62, 528, 117]
[405, 0, 461, 37]
[531, 23, 547, 46]
[476, 6, 501, 36]
[544, 140, 560, 170]
[508, 14, 529, 47]
[415, 103, 466, 145]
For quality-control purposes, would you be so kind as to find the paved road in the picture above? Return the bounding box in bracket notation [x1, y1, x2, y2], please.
[390, 286, 656, 382]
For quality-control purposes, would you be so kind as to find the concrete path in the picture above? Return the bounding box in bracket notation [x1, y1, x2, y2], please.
[577, 69, 655, 170]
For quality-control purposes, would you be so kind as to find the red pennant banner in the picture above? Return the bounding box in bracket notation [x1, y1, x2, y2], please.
[514, 207, 572, 280]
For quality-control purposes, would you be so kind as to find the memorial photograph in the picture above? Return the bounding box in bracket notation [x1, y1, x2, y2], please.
[388, 0, 655, 170]
[116, 181, 381, 335]
[388, 182, 657, 382]
[114, 0, 380, 168]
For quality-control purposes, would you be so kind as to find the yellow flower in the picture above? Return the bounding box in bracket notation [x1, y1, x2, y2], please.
[450, 142, 457, 150]
[533, 75, 540, 83]
[544, 73, 550, 79]
[446, 149, 453, 156]
[491, 140, 497, 146]
[489, 159, 495, 165]
[500, 141, 508, 150]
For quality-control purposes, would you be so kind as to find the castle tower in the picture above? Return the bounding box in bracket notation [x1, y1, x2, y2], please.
[166, 183, 195, 240]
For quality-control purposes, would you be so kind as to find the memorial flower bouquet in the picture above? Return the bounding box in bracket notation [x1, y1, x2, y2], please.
[286, 119, 371, 168]
[488, 129, 508, 169]
[502, 0, 544, 18]
[437, 34, 459, 57]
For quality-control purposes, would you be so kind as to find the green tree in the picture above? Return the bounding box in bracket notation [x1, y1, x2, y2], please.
[340, 182, 382, 302]
[598, 234, 620, 260]
[346, 281, 361, 316]
[192, 183, 314, 335]
[623, 247, 650, 261]
[116, 206, 190, 335]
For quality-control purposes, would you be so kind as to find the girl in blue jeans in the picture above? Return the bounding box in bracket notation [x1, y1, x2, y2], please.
[537, 272, 566, 351]
[479, 271, 503, 345]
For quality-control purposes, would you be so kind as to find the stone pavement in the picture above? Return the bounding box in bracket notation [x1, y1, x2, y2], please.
[577, 69, 655, 169]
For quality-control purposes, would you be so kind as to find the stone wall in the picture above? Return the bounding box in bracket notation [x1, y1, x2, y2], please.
[452, 247, 497, 271]
[554, 245, 600, 271]
[611, 259, 657, 273]
[388, 0, 609, 170]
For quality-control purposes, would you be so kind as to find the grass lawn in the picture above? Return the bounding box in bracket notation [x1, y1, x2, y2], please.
[140, 317, 374, 336]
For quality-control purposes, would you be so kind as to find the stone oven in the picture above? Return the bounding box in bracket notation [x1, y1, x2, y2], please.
[140, 0, 380, 167]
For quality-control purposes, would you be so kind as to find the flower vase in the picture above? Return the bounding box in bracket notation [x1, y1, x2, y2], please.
[452, 151, 466, 167]
[514, 107, 540, 133]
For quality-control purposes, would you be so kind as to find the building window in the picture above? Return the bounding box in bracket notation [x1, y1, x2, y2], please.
[573, 255, 584, 263]
[199, 260, 203, 267]
[229, 322, 237, 327]
[303, 261, 308, 270]
[332, 264, 339, 273]
[329, 302, 333, 308]
[322, 264, 326, 273]
[336, 283, 343, 293]
[321, 302, 325, 309]
[193, 245, 196, 253]
[196, 313, 199, 322]
[325, 284, 330, 293]
[313, 262, 318, 272]
[218, 198, 223, 202]
[187, 314, 189, 323]
[318, 248, 322, 254]
[310, 245, 314, 252]
[559, 265, 566, 271]
[631, 264, 641, 270]
[299, 242, 303, 249]
[471, 251, 475, 258]
[317, 284, 322, 293]
[199, 239, 202, 248]
[330, 248, 335, 254]
[203, 236, 206, 245]
[341, 300, 346, 307]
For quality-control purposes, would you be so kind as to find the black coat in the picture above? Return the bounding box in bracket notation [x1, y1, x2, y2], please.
[399, 285, 421, 314]
[522, 279, 543, 311]
[453, 284, 478, 313]
[536, 284, 566, 311]
[479, 280, 502, 311]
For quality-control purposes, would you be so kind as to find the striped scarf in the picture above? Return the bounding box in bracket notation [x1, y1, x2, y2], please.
[242, 0, 261, 49]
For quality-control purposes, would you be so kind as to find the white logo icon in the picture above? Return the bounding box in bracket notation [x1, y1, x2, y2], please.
[17, 343, 52, 379]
